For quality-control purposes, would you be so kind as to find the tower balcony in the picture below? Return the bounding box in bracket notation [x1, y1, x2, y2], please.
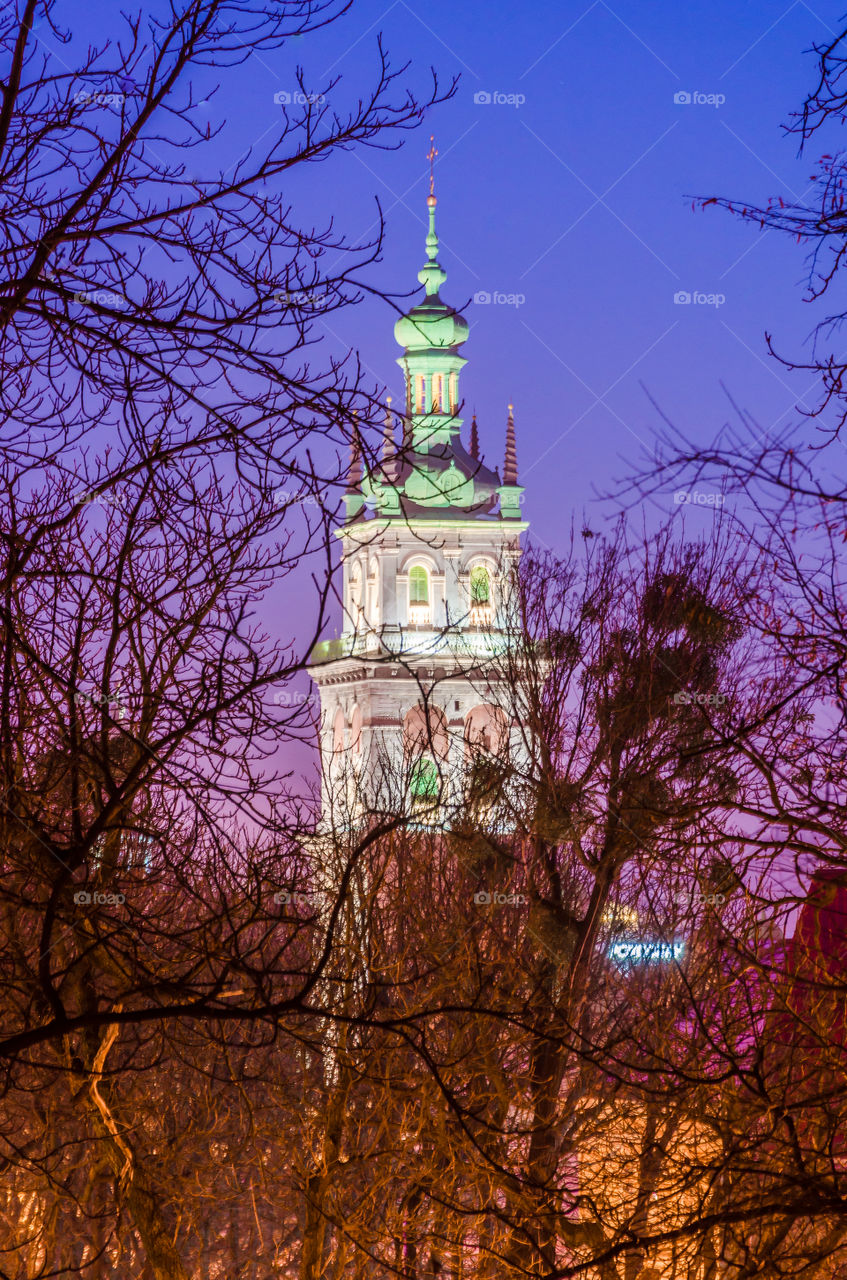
[310, 624, 522, 670]
[469, 601, 494, 627]
[407, 601, 432, 627]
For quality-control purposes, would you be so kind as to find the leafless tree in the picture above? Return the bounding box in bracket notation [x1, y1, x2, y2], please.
[271, 525, 847, 1280]
[693, 20, 847, 434]
[0, 0, 455, 1274]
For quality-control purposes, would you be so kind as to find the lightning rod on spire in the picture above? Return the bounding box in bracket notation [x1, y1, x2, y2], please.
[427, 135, 438, 201]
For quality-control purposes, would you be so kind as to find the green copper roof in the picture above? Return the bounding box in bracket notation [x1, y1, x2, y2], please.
[345, 177, 524, 525]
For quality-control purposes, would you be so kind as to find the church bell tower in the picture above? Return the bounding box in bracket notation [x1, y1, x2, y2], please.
[310, 144, 529, 827]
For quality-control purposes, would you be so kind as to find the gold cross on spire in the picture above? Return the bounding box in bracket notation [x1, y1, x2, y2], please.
[427, 134, 437, 199]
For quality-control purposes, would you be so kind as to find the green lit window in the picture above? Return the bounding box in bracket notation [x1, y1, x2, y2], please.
[410, 755, 440, 802]
[470, 565, 490, 604]
[409, 566, 429, 605]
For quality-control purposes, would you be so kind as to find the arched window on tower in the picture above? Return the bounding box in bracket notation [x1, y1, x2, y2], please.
[410, 755, 440, 806]
[325, 705, 348, 814]
[332, 707, 346, 760]
[404, 704, 448, 813]
[350, 705, 362, 758]
[349, 561, 364, 626]
[449, 373, 458, 414]
[408, 565, 431, 626]
[464, 704, 509, 813]
[415, 375, 426, 414]
[432, 373, 444, 412]
[469, 564, 493, 626]
[367, 560, 380, 632]
[465, 704, 507, 756]
[345, 705, 364, 815]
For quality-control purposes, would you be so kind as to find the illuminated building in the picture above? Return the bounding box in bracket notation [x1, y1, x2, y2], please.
[310, 154, 528, 826]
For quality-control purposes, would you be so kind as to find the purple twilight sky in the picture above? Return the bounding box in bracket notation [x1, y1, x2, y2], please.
[70, 0, 842, 547]
[51, 0, 846, 780]
[257, 0, 840, 554]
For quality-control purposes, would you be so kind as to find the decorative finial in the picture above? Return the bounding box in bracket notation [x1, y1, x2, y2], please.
[427, 135, 437, 202]
[470, 413, 480, 461]
[503, 404, 518, 486]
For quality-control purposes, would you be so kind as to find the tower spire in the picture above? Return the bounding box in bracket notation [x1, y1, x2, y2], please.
[347, 416, 363, 490]
[503, 403, 518, 485]
[470, 412, 480, 461]
[497, 403, 524, 520]
[392, 140, 468, 452]
[344, 414, 364, 521]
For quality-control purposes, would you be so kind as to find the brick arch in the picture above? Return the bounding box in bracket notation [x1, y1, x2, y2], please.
[464, 703, 508, 757]
[403, 703, 449, 762]
[461, 552, 497, 575]
[398, 550, 439, 576]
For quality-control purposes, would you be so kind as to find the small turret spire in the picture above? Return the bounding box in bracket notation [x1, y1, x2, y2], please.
[343, 415, 365, 520]
[346, 416, 362, 490]
[470, 413, 480, 461]
[503, 403, 518, 485]
[382, 396, 396, 470]
[497, 403, 524, 520]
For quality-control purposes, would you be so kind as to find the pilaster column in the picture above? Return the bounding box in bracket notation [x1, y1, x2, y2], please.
[442, 547, 462, 627]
